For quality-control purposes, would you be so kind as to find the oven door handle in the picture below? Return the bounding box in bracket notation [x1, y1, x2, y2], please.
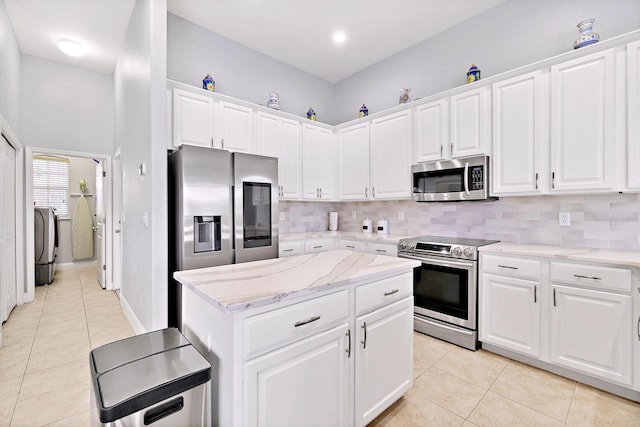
[399, 253, 475, 269]
[464, 161, 470, 195]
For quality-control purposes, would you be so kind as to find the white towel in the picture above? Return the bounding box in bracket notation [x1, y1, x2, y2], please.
[72, 196, 94, 260]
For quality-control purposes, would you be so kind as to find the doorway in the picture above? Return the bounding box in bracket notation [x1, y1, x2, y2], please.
[25, 147, 113, 297]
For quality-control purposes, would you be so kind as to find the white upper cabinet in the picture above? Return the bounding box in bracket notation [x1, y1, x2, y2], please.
[627, 40, 640, 190]
[369, 110, 412, 200]
[450, 86, 490, 158]
[337, 122, 370, 200]
[302, 124, 334, 200]
[492, 70, 548, 195]
[255, 112, 302, 199]
[414, 98, 449, 162]
[171, 88, 216, 149]
[549, 49, 616, 192]
[219, 101, 254, 153]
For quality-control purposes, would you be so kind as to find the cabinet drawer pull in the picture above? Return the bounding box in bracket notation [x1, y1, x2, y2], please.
[375, 249, 387, 253]
[365, 187, 368, 198]
[346, 329, 351, 358]
[283, 248, 294, 252]
[534, 285, 537, 303]
[573, 274, 601, 280]
[294, 315, 321, 327]
[535, 172, 539, 190]
[498, 265, 519, 270]
[346, 245, 355, 249]
[552, 171, 555, 189]
[384, 289, 399, 296]
[313, 245, 323, 249]
[440, 144, 443, 157]
[361, 322, 367, 349]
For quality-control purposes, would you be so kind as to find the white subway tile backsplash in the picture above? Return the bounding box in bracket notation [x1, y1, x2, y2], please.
[280, 193, 640, 251]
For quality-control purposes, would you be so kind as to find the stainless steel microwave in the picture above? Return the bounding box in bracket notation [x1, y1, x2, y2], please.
[412, 155, 496, 202]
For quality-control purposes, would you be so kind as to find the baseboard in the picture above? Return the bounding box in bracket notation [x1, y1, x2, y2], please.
[55, 260, 97, 270]
[120, 295, 147, 335]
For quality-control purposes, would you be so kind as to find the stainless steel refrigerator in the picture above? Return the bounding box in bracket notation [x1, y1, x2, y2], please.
[168, 145, 279, 326]
[34, 206, 58, 285]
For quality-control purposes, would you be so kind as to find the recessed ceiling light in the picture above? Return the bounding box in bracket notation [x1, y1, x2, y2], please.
[333, 31, 346, 44]
[58, 39, 84, 57]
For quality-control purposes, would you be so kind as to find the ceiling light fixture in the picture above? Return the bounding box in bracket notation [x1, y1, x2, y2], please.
[58, 38, 84, 57]
[333, 31, 346, 44]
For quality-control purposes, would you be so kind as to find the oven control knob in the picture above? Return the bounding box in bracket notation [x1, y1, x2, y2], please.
[408, 242, 415, 250]
[400, 241, 407, 249]
[452, 246, 462, 256]
[463, 247, 474, 257]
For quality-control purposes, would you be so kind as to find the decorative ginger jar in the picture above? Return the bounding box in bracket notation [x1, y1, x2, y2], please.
[574, 19, 600, 49]
[307, 108, 316, 120]
[202, 74, 215, 92]
[267, 92, 280, 110]
[467, 65, 481, 83]
[359, 104, 368, 118]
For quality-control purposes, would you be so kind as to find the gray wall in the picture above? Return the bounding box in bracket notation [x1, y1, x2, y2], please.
[20, 55, 114, 154]
[0, 0, 21, 131]
[167, 13, 337, 124]
[115, 0, 167, 332]
[333, 0, 640, 122]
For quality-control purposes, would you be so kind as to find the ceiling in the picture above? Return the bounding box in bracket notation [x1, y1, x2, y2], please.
[5, 0, 506, 82]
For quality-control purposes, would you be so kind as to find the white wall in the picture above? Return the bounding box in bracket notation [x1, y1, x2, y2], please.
[0, 0, 21, 131]
[20, 55, 114, 154]
[333, 0, 640, 122]
[167, 13, 337, 124]
[114, 0, 167, 333]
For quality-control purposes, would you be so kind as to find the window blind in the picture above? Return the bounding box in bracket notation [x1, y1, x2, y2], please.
[33, 155, 69, 217]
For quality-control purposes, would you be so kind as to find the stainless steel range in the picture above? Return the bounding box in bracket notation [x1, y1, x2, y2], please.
[398, 235, 498, 350]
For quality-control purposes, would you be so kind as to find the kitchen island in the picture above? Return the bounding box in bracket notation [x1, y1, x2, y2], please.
[174, 250, 420, 427]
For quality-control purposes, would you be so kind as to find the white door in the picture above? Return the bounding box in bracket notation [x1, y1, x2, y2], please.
[302, 124, 334, 200]
[450, 86, 490, 158]
[278, 118, 302, 199]
[355, 297, 413, 426]
[627, 40, 640, 189]
[95, 162, 106, 288]
[112, 152, 122, 290]
[550, 285, 632, 385]
[172, 88, 215, 148]
[0, 137, 16, 322]
[244, 323, 351, 427]
[219, 101, 253, 152]
[337, 122, 370, 200]
[549, 49, 615, 192]
[415, 98, 449, 162]
[480, 274, 541, 357]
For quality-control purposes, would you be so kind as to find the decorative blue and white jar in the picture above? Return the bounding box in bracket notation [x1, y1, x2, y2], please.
[399, 88, 411, 104]
[307, 108, 316, 121]
[267, 92, 280, 110]
[202, 74, 215, 92]
[574, 19, 600, 49]
[467, 64, 481, 83]
[359, 104, 368, 118]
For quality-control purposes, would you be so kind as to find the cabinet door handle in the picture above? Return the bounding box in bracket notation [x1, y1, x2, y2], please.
[319, 188, 322, 198]
[346, 329, 351, 358]
[211, 136, 214, 147]
[221, 138, 224, 149]
[361, 322, 367, 349]
[283, 248, 294, 252]
[573, 274, 602, 280]
[294, 315, 321, 327]
[535, 172, 539, 190]
[498, 265, 519, 270]
[384, 289, 399, 296]
[534, 285, 537, 303]
[553, 288, 557, 307]
[637, 316, 640, 342]
[372, 187, 375, 198]
[450, 142, 454, 155]
[440, 144, 443, 157]
[552, 171, 555, 189]
[365, 187, 368, 198]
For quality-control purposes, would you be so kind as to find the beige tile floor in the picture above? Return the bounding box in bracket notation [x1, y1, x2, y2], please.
[1, 268, 639, 426]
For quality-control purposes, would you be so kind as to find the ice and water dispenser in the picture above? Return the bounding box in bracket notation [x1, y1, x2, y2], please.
[193, 215, 221, 253]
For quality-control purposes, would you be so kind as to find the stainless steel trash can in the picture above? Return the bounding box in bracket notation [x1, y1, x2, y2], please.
[90, 328, 211, 426]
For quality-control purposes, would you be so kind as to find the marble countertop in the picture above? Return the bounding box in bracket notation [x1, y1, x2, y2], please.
[174, 250, 420, 314]
[280, 231, 409, 244]
[479, 242, 640, 268]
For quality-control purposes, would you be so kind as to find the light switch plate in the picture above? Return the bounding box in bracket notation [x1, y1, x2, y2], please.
[559, 212, 570, 227]
[398, 211, 405, 221]
[351, 211, 356, 219]
[279, 212, 286, 221]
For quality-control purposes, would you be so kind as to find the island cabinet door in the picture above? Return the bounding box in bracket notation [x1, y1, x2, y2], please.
[244, 323, 351, 427]
[354, 296, 413, 427]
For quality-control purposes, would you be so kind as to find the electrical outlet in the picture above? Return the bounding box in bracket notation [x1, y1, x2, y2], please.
[559, 212, 571, 227]
[279, 212, 286, 221]
[398, 211, 405, 221]
[351, 211, 356, 219]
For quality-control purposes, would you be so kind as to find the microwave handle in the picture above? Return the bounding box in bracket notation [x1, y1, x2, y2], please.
[464, 162, 470, 195]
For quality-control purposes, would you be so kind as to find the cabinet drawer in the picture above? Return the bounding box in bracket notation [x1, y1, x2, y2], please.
[304, 239, 333, 253]
[244, 290, 349, 359]
[550, 262, 631, 292]
[481, 254, 541, 280]
[338, 239, 365, 252]
[279, 241, 303, 257]
[355, 272, 412, 315]
[367, 242, 398, 257]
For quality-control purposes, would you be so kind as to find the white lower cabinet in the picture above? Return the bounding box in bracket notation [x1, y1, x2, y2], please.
[354, 297, 413, 426]
[244, 323, 351, 427]
[550, 284, 632, 385]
